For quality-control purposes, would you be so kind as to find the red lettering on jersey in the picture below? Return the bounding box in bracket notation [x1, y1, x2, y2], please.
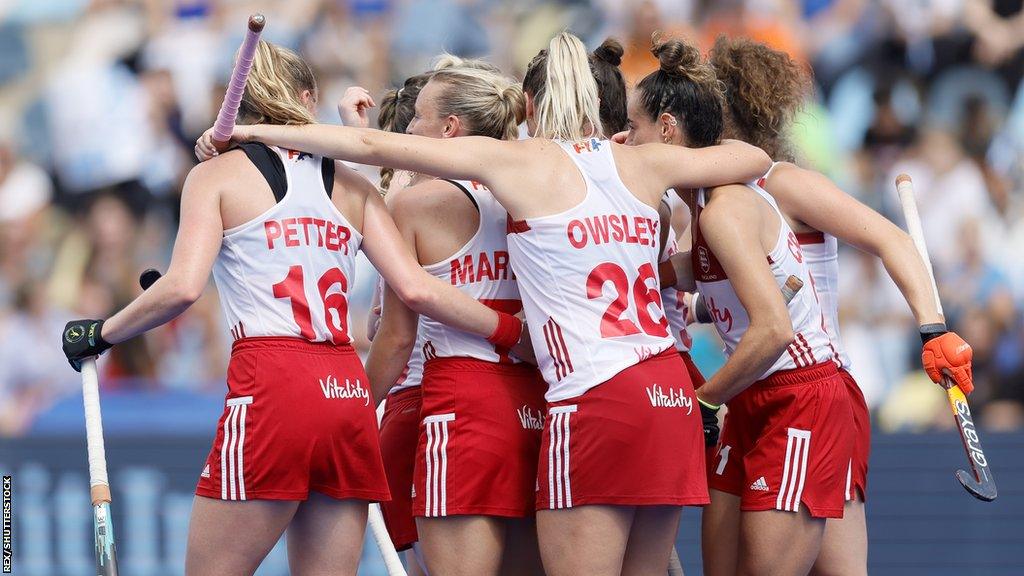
[566, 214, 658, 249]
[312, 218, 326, 246]
[507, 215, 531, 234]
[477, 252, 494, 281]
[469, 181, 486, 190]
[298, 217, 313, 245]
[623, 214, 639, 243]
[451, 255, 475, 285]
[265, 221, 282, 249]
[282, 218, 300, 247]
[325, 221, 340, 251]
[264, 217, 351, 253]
[706, 295, 733, 333]
[585, 216, 611, 245]
[567, 220, 588, 248]
[787, 232, 803, 263]
[494, 251, 511, 280]
[336, 224, 351, 255]
[634, 217, 648, 245]
[609, 215, 625, 242]
[450, 251, 513, 285]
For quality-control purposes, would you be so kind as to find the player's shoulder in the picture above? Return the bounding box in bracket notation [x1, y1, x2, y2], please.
[389, 178, 468, 216]
[185, 148, 260, 190]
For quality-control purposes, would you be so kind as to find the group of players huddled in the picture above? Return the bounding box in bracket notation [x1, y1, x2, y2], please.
[62, 30, 975, 576]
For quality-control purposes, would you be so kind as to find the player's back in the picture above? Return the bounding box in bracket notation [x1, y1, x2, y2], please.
[506, 137, 676, 402]
[211, 143, 361, 344]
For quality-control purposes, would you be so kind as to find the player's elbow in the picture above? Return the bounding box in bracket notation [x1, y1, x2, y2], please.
[392, 282, 433, 313]
[755, 321, 794, 354]
[166, 278, 205, 308]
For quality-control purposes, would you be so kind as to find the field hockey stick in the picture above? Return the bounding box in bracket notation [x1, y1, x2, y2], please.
[371, 400, 409, 575]
[82, 357, 118, 575]
[895, 174, 997, 502]
[212, 13, 266, 152]
[692, 275, 804, 323]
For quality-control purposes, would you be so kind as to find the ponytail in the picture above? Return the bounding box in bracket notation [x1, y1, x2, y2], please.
[533, 32, 603, 141]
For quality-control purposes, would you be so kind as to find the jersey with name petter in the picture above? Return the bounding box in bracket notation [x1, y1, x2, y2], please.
[506, 138, 675, 402]
[212, 146, 361, 344]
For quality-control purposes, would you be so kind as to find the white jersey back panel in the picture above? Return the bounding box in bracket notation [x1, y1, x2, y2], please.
[692, 182, 833, 378]
[661, 225, 692, 352]
[212, 146, 361, 344]
[419, 179, 522, 363]
[797, 231, 849, 369]
[506, 138, 675, 402]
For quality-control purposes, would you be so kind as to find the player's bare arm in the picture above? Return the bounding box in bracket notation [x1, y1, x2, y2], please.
[695, 185, 795, 406]
[638, 139, 772, 206]
[765, 162, 944, 326]
[234, 123, 569, 220]
[362, 182, 439, 405]
[101, 160, 227, 344]
[355, 173, 518, 344]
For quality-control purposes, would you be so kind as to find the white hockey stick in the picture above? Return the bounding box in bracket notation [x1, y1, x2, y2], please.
[371, 399, 408, 575]
[82, 357, 119, 574]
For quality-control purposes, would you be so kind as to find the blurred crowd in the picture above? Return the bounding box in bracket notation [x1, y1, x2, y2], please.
[0, 0, 1022, 436]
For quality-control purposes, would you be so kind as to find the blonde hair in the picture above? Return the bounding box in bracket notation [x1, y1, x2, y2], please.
[433, 53, 502, 74]
[534, 32, 603, 142]
[239, 41, 317, 126]
[430, 66, 526, 141]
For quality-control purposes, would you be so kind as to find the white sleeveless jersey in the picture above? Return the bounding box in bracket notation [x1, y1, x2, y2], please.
[692, 182, 833, 378]
[506, 138, 675, 402]
[418, 179, 523, 363]
[660, 226, 692, 352]
[212, 145, 361, 344]
[797, 230, 849, 369]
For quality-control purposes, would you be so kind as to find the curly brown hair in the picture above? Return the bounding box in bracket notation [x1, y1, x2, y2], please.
[709, 36, 811, 161]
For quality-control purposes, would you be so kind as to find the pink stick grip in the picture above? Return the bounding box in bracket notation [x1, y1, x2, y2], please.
[213, 20, 264, 149]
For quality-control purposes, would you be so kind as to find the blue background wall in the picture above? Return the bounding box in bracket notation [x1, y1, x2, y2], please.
[3, 392, 1022, 575]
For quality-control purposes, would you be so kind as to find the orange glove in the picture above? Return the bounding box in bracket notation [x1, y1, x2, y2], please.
[921, 330, 974, 395]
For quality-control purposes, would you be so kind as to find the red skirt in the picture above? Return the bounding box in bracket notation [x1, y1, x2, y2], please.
[536, 349, 709, 509]
[196, 337, 389, 502]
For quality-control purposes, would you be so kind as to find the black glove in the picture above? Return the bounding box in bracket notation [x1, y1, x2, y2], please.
[698, 398, 721, 447]
[62, 319, 112, 372]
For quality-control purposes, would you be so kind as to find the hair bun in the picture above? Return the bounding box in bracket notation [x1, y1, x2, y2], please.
[651, 36, 701, 79]
[593, 38, 624, 67]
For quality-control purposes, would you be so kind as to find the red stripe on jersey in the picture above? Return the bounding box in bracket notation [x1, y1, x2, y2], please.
[796, 332, 815, 365]
[554, 323, 575, 374]
[796, 232, 825, 245]
[787, 343, 803, 367]
[239, 322, 246, 339]
[543, 320, 564, 380]
[506, 215, 532, 234]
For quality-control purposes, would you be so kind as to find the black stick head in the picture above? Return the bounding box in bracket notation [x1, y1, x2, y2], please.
[139, 268, 162, 290]
[956, 469, 998, 502]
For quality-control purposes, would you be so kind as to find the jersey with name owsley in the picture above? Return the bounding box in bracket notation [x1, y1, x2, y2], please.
[506, 138, 676, 402]
[212, 146, 361, 344]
